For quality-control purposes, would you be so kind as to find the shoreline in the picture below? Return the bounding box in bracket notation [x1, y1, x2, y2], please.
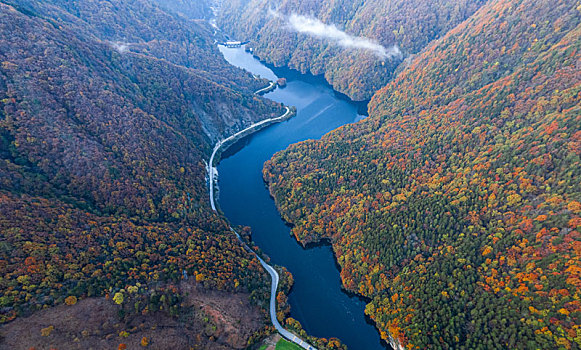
[249, 51, 370, 116]
[208, 103, 294, 211]
[213, 46, 401, 350]
[262, 150, 402, 350]
[206, 83, 316, 350]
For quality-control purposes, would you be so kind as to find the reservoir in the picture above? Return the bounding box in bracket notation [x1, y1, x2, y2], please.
[217, 46, 390, 350]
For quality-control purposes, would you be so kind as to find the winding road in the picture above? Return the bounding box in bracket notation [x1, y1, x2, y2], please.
[208, 105, 290, 211]
[254, 81, 276, 95]
[207, 86, 317, 350]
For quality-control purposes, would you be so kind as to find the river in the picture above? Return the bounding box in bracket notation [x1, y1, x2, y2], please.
[217, 46, 390, 350]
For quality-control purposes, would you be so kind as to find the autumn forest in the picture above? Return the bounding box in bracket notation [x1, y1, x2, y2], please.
[1, 0, 580, 349]
[263, 0, 581, 348]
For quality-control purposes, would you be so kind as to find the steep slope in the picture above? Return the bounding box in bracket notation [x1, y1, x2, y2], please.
[264, 0, 581, 348]
[151, 0, 213, 20]
[218, 0, 486, 100]
[0, 0, 284, 342]
[11, 0, 265, 96]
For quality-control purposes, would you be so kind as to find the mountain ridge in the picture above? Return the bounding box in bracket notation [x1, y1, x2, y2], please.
[264, 0, 581, 348]
[0, 2, 283, 347]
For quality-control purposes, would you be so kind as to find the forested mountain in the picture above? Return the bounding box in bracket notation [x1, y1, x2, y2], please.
[151, 0, 213, 20]
[0, 0, 285, 347]
[264, 0, 581, 348]
[218, 0, 487, 100]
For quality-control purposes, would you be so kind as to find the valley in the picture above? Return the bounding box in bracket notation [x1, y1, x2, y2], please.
[0, 0, 579, 349]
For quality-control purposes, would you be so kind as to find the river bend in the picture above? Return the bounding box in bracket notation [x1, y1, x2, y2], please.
[217, 46, 390, 350]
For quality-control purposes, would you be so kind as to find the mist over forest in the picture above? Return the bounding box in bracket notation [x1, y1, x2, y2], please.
[0, 0, 579, 349]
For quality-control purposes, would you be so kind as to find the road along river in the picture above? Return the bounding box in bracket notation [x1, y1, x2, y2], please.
[215, 45, 391, 350]
[208, 85, 314, 349]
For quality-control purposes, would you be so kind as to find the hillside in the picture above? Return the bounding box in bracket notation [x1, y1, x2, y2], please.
[0, 0, 285, 347]
[264, 0, 581, 348]
[218, 0, 487, 100]
[151, 0, 213, 20]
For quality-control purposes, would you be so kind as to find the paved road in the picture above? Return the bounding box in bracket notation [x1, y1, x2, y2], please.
[208, 105, 290, 211]
[207, 85, 316, 349]
[254, 81, 276, 95]
[256, 255, 317, 350]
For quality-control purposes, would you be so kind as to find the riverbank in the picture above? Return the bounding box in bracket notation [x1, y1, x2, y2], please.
[263, 181, 403, 350]
[246, 51, 370, 116]
[255, 81, 277, 95]
[206, 80, 316, 350]
[216, 45, 390, 350]
[209, 104, 295, 211]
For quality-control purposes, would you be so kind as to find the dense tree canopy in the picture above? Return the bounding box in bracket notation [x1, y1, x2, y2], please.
[0, 0, 284, 326]
[264, 0, 581, 348]
[219, 0, 487, 100]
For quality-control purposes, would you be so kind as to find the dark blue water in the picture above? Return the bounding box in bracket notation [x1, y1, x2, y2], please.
[217, 46, 389, 350]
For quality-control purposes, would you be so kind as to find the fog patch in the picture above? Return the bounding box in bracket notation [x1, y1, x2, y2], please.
[109, 41, 130, 54]
[269, 9, 401, 60]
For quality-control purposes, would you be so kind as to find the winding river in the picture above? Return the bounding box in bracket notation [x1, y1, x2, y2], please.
[217, 46, 390, 350]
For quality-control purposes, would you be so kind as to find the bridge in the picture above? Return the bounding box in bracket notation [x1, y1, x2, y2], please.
[219, 40, 249, 48]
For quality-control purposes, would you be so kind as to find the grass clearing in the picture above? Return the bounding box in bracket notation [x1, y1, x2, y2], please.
[275, 338, 303, 350]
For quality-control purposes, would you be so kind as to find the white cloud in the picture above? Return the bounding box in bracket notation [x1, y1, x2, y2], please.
[270, 9, 401, 60]
[109, 41, 129, 54]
